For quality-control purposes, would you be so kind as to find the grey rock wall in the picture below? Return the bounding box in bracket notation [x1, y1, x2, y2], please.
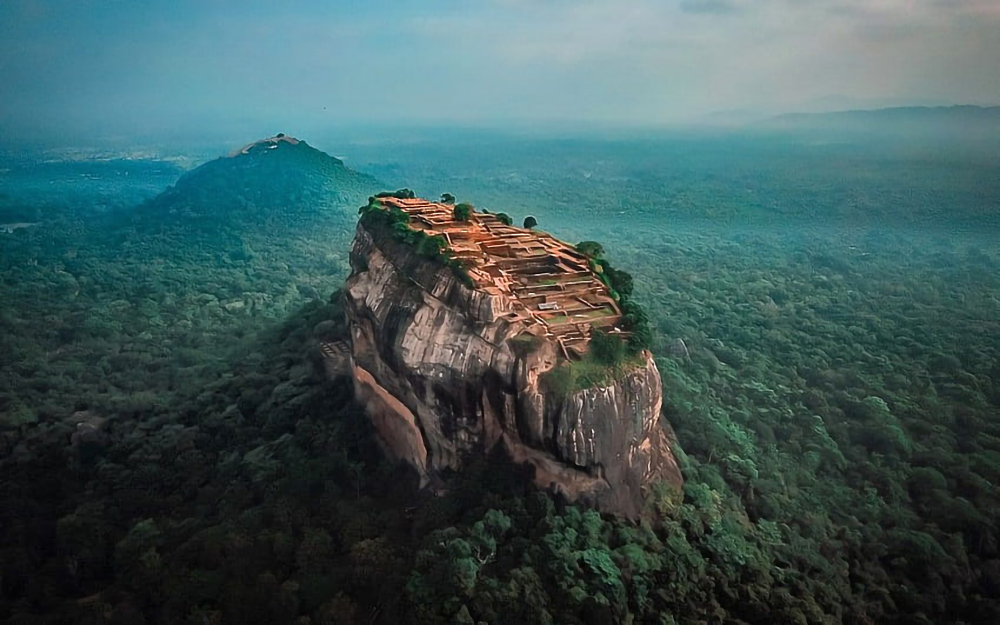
[342, 221, 681, 517]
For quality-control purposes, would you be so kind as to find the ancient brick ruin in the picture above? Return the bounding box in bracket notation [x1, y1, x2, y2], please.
[373, 196, 627, 360]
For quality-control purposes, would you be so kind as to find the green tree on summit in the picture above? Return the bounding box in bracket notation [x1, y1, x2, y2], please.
[454, 203, 473, 221]
[523, 215, 538, 229]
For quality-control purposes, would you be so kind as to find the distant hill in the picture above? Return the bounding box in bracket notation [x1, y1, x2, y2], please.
[96, 134, 384, 293]
[758, 105, 1000, 140]
[127, 134, 379, 230]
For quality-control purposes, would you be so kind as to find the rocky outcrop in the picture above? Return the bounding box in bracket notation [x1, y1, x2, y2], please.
[342, 220, 682, 518]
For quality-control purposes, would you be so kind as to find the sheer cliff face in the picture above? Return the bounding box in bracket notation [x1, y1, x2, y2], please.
[343, 222, 682, 517]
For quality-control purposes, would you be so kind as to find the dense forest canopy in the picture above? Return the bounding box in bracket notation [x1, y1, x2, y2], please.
[1, 131, 998, 624]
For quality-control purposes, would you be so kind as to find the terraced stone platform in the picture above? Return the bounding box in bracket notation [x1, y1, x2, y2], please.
[374, 197, 626, 358]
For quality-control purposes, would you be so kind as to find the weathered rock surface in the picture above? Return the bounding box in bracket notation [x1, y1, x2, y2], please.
[342, 221, 682, 517]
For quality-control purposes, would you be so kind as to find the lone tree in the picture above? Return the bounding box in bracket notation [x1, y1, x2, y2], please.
[576, 241, 605, 258]
[441, 193, 456, 204]
[453, 203, 473, 221]
[523, 215, 538, 229]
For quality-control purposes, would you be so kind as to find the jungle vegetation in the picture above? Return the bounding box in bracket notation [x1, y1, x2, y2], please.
[1, 131, 998, 624]
[357, 195, 474, 288]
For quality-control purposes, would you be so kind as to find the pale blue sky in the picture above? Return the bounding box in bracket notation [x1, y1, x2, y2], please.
[2, 0, 998, 138]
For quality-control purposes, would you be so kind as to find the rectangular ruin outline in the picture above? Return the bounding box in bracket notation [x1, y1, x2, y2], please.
[373, 197, 629, 359]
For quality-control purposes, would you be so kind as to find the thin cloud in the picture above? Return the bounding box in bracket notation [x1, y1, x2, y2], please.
[680, 0, 743, 15]
[0, 0, 998, 136]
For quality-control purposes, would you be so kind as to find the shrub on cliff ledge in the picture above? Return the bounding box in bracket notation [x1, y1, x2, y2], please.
[509, 333, 543, 357]
[417, 234, 448, 258]
[542, 346, 646, 396]
[590, 328, 626, 367]
[359, 200, 474, 288]
[576, 241, 605, 258]
[575, 240, 649, 352]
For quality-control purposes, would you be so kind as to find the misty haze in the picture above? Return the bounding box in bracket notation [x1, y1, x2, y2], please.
[2, 2, 999, 624]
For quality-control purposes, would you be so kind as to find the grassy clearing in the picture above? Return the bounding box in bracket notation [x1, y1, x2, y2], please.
[542, 350, 646, 397]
